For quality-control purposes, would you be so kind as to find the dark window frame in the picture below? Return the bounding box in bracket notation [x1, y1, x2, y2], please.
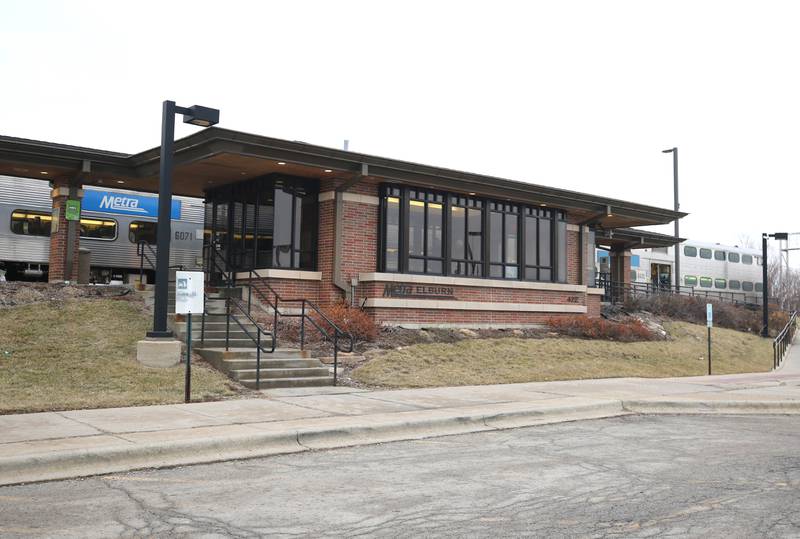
[378, 184, 568, 283]
[729, 279, 741, 290]
[11, 208, 118, 241]
[742, 254, 753, 265]
[683, 246, 697, 257]
[728, 252, 740, 263]
[714, 250, 726, 261]
[699, 276, 713, 288]
[205, 174, 318, 272]
[684, 275, 698, 286]
[129, 220, 158, 245]
[699, 248, 712, 259]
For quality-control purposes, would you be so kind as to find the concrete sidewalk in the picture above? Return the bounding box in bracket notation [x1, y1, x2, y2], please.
[2, 339, 799, 486]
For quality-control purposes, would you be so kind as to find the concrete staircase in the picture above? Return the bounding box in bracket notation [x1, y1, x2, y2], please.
[171, 287, 334, 390]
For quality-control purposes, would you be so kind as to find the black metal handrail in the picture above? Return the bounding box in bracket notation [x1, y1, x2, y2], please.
[596, 278, 772, 308]
[773, 310, 797, 369]
[137, 240, 184, 285]
[225, 296, 276, 390]
[203, 243, 233, 287]
[240, 268, 354, 385]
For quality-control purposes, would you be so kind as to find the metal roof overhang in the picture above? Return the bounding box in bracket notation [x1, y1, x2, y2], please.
[0, 128, 687, 229]
[595, 227, 685, 250]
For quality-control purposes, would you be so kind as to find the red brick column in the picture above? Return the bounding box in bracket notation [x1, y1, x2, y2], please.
[48, 179, 82, 283]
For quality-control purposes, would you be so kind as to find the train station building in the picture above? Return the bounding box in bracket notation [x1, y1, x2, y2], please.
[0, 129, 685, 327]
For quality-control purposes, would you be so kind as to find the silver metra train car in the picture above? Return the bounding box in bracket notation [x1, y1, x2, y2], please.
[628, 240, 765, 304]
[0, 175, 204, 282]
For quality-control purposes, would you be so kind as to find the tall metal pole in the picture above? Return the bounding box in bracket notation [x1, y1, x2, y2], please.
[148, 100, 176, 337]
[672, 148, 680, 292]
[761, 233, 769, 337]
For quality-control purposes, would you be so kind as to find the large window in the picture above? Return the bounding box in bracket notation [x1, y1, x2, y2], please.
[714, 250, 726, 261]
[699, 248, 712, 259]
[524, 207, 555, 282]
[729, 280, 741, 290]
[379, 185, 568, 282]
[129, 221, 157, 244]
[11, 209, 116, 240]
[728, 252, 740, 263]
[742, 281, 754, 292]
[205, 175, 318, 271]
[450, 195, 483, 277]
[699, 277, 713, 288]
[742, 254, 753, 264]
[489, 202, 519, 279]
[684, 275, 698, 286]
[683, 246, 697, 257]
[714, 278, 726, 289]
[407, 189, 444, 275]
[11, 210, 51, 236]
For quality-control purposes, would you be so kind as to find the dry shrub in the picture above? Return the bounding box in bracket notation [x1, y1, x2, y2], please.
[624, 294, 790, 336]
[546, 315, 658, 342]
[315, 302, 378, 342]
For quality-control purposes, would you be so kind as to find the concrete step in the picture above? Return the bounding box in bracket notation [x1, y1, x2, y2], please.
[195, 348, 310, 361]
[238, 376, 333, 390]
[215, 358, 325, 370]
[191, 338, 260, 348]
[228, 366, 331, 381]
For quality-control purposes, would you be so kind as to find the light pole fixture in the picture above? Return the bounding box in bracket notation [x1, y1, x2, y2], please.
[662, 147, 680, 292]
[761, 232, 789, 338]
[147, 100, 219, 338]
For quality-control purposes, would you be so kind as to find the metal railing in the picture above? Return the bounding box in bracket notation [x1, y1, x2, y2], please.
[595, 277, 770, 308]
[226, 296, 276, 390]
[202, 243, 354, 385]
[773, 311, 797, 369]
[137, 240, 184, 285]
[239, 269, 354, 385]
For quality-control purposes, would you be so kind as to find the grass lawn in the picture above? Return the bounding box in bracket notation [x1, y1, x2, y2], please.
[0, 298, 238, 414]
[353, 321, 773, 388]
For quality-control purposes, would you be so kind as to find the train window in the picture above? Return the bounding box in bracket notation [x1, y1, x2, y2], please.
[728, 252, 740, 263]
[684, 275, 698, 286]
[10, 210, 52, 236]
[713, 250, 725, 261]
[699, 248, 712, 259]
[741, 254, 753, 264]
[129, 221, 157, 245]
[80, 218, 117, 240]
[714, 278, 726, 289]
[742, 281, 754, 292]
[755, 283, 763, 293]
[683, 246, 697, 257]
[729, 280, 741, 290]
[699, 277, 712, 288]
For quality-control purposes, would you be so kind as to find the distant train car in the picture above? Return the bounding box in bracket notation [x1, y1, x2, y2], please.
[597, 240, 764, 304]
[0, 175, 204, 283]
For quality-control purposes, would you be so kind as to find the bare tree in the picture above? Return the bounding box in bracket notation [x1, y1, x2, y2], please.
[737, 234, 756, 249]
[768, 258, 800, 311]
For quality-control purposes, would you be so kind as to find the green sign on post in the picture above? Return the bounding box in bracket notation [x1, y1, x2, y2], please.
[65, 199, 81, 221]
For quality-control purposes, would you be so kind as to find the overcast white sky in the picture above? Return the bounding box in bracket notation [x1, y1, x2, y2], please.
[1, 0, 798, 261]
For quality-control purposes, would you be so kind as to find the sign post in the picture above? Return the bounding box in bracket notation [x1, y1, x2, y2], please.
[175, 271, 204, 403]
[706, 303, 713, 375]
[64, 199, 81, 221]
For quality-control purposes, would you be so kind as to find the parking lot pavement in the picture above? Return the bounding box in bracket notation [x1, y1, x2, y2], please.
[2, 414, 799, 538]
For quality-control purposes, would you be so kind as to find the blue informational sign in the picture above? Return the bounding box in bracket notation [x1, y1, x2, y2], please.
[631, 255, 640, 267]
[82, 189, 181, 219]
[597, 249, 610, 261]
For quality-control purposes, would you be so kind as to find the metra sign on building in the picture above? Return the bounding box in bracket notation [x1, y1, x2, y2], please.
[0, 129, 685, 327]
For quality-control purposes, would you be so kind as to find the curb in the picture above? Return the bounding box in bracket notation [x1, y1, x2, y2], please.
[3, 398, 800, 487]
[0, 400, 625, 487]
[622, 399, 800, 414]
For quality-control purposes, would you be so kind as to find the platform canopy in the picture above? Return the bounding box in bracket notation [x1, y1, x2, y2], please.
[0, 129, 686, 229]
[595, 227, 685, 250]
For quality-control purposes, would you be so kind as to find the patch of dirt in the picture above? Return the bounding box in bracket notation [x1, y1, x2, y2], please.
[602, 304, 670, 339]
[0, 282, 133, 308]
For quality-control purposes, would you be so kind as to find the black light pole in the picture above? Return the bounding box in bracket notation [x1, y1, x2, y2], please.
[662, 147, 679, 291]
[147, 101, 219, 338]
[761, 232, 789, 338]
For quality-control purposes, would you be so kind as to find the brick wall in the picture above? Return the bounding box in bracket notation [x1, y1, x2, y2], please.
[48, 179, 81, 283]
[368, 308, 579, 326]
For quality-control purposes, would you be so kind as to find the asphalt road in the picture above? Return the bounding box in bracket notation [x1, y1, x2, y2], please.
[2, 415, 800, 538]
